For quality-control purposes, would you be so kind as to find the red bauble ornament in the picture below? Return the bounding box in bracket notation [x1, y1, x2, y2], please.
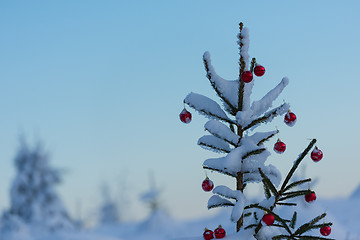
[274, 140, 286, 154]
[241, 71, 253, 83]
[305, 191, 316, 203]
[214, 225, 226, 239]
[202, 177, 214, 192]
[284, 111, 297, 127]
[262, 213, 275, 226]
[311, 147, 323, 162]
[179, 108, 192, 123]
[203, 228, 214, 240]
[320, 226, 331, 236]
[254, 65, 265, 77]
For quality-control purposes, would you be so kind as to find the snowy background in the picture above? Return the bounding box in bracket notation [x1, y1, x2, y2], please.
[1, 0, 360, 239]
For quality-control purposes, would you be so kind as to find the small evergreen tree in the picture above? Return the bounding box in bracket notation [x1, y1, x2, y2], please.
[98, 184, 119, 225]
[1, 139, 74, 233]
[181, 23, 333, 239]
[138, 173, 176, 232]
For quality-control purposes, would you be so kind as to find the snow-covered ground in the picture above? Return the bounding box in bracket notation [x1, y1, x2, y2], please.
[3, 195, 360, 240]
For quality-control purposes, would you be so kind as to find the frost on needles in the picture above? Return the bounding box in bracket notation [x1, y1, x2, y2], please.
[182, 22, 333, 239]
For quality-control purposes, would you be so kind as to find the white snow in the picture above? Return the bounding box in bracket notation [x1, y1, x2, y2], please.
[208, 195, 233, 209]
[203, 52, 240, 113]
[204, 147, 244, 175]
[198, 135, 231, 153]
[1, 195, 360, 239]
[238, 27, 250, 70]
[209, 186, 246, 223]
[204, 120, 240, 145]
[250, 77, 289, 118]
[185, 92, 232, 122]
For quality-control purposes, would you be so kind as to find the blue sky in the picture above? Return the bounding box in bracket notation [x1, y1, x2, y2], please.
[0, 0, 360, 222]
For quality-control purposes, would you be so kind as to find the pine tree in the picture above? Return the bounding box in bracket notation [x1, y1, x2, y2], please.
[98, 184, 120, 225]
[139, 173, 176, 233]
[182, 23, 333, 239]
[1, 139, 74, 233]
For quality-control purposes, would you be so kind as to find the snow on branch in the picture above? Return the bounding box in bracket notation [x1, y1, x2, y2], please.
[204, 120, 240, 146]
[211, 185, 246, 222]
[203, 138, 267, 177]
[213, 185, 239, 200]
[203, 147, 243, 177]
[247, 131, 279, 146]
[185, 92, 234, 124]
[198, 135, 231, 153]
[238, 27, 250, 70]
[242, 154, 282, 187]
[203, 52, 239, 115]
[243, 103, 290, 131]
[231, 192, 246, 222]
[208, 195, 234, 209]
[250, 77, 289, 118]
[241, 149, 271, 173]
[244, 164, 282, 187]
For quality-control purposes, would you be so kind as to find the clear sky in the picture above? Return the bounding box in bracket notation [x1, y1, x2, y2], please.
[0, 0, 360, 223]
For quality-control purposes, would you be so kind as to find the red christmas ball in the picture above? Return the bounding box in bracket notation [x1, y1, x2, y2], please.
[274, 140, 286, 154]
[262, 213, 275, 226]
[320, 226, 331, 236]
[214, 225, 226, 239]
[254, 65, 265, 77]
[311, 147, 323, 162]
[203, 228, 214, 240]
[202, 177, 214, 192]
[241, 71, 253, 83]
[305, 191, 316, 203]
[179, 108, 192, 123]
[284, 111, 297, 127]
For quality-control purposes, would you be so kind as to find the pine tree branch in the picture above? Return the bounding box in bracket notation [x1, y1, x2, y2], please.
[253, 140, 317, 234]
[272, 235, 293, 240]
[198, 142, 231, 154]
[282, 190, 311, 196]
[279, 139, 317, 193]
[259, 168, 279, 198]
[276, 202, 297, 206]
[283, 178, 312, 193]
[244, 212, 252, 218]
[203, 166, 236, 178]
[230, 123, 236, 133]
[238, 22, 245, 112]
[242, 148, 266, 160]
[243, 103, 288, 131]
[295, 236, 335, 240]
[204, 129, 238, 147]
[203, 55, 238, 115]
[257, 131, 278, 146]
[185, 93, 236, 125]
[244, 224, 258, 230]
[278, 190, 311, 202]
[189, 106, 236, 125]
[263, 183, 271, 199]
[208, 202, 235, 209]
[290, 211, 297, 229]
[246, 204, 292, 234]
[250, 58, 256, 73]
[208, 194, 236, 210]
[306, 223, 333, 231]
[294, 213, 327, 236]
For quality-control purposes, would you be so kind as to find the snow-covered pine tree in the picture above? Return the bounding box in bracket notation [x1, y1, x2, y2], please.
[182, 23, 333, 239]
[1, 139, 74, 233]
[139, 173, 176, 233]
[98, 184, 120, 225]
